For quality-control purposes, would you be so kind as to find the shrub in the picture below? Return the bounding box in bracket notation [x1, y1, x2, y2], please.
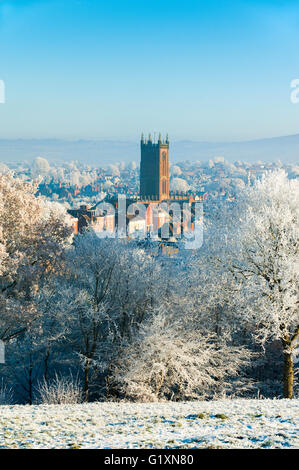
[37, 374, 83, 404]
[0, 380, 14, 405]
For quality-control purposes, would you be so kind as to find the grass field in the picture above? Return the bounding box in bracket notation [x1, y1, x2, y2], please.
[0, 399, 298, 449]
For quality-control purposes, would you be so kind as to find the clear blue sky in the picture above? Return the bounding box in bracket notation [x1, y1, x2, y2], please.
[0, 0, 299, 141]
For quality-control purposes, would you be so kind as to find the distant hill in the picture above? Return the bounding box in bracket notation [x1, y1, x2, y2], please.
[0, 134, 298, 166]
[173, 134, 299, 164]
[0, 139, 139, 167]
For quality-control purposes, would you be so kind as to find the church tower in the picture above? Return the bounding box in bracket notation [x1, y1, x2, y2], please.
[140, 133, 170, 201]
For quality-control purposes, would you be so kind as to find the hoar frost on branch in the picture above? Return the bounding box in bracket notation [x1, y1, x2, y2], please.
[111, 309, 251, 402]
[0, 173, 73, 341]
[54, 233, 164, 401]
[210, 170, 299, 398]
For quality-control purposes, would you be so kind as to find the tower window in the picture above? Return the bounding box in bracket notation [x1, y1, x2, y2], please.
[162, 152, 167, 176]
[162, 179, 167, 194]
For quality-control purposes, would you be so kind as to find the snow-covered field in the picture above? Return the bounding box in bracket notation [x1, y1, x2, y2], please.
[0, 399, 298, 449]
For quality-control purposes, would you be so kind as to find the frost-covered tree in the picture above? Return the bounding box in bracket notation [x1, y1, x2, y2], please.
[108, 164, 120, 177]
[213, 171, 299, 398]
[128, 161, 137, 171]
[214, 156, 225, 164]
[119, 161, 126, 171]
[0, 173, 73, 342]
[231, 177, 246, 191]
[113, 309, 251, 401]
[103, 180, 113, 191]
[0, 174, 73, 402]
[54, 233, 162, 401]
[171, 177, 189, 193]
[31, 157, 51, 179]
[170, 165, 182, 177]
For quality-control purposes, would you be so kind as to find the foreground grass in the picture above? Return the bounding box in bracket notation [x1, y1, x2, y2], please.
[0, 399, 298, 449]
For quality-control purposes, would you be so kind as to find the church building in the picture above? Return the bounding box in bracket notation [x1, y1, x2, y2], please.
[140, 133, 170, 201]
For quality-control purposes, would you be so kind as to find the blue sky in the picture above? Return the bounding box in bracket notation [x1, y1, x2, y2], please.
[0, 0, 299, 141]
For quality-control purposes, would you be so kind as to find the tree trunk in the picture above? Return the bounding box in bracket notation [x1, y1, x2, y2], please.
[283, 350, 293, 399]
[28, 351, 33, 405]
[84, 360, 90, 402]
[44, 349, 50, 382]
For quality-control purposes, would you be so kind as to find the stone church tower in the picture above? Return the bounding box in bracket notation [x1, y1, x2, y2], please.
[140, 133, 170, 201]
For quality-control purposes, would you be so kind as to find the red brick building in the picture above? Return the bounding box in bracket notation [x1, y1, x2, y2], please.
[140, 133, 170, 201]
